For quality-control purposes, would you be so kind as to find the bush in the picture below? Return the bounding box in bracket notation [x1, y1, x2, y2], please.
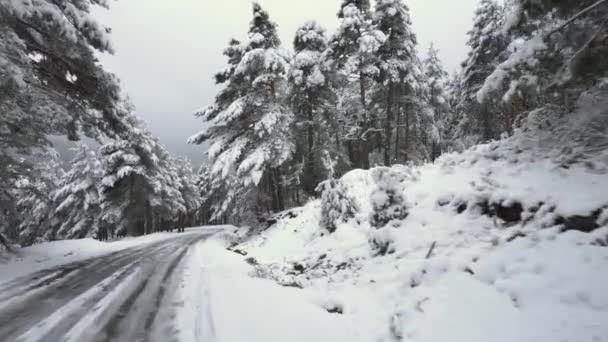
[317, 179, 358, 233]
[370, 167, 409, 228]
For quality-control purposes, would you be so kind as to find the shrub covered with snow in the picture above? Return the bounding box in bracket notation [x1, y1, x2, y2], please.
[316, 179, 358, 233]
[370, 167, 410, 228]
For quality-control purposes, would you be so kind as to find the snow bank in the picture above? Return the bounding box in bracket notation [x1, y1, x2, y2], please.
[177, 236, 366, 342]
[235, 122, 608, 341]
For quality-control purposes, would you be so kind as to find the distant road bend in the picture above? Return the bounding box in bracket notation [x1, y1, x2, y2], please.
[0, 229, 219, 342]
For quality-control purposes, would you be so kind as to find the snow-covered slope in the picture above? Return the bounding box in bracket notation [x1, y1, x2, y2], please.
[235, 103, 608, 341]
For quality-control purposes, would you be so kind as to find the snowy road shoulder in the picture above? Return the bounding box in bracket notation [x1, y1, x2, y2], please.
[176, 237, 365, 342]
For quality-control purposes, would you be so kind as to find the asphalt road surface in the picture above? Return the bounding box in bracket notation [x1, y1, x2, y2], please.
[0, 230, 216, 342]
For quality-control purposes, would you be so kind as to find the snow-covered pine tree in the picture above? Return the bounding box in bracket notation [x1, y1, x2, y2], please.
[442, 71, 466, 151]
[453, 0, 508, 147]
[470, 0, 608, 170]
[289, 21, 339, 194]
[372, 0, 421, 165]
[423, 43, 450, 160]
[190, 3, 294, 223]
[0, 0, 125, 138]
[194, 163, 223, 225]
[154, 150, 187, 232]
[14, 149, 64, 246]
[316, 178, 358, 233]
[99, 115, 177, 237]
[174, 158, 202, 229]
[0, 0, 127, 245]
[99, 139, 151, 238]
[478, 0, 608, 131]
[51, 145, 103, 240]
[327, 0, 385, 169]
[156, 150, 187, 231]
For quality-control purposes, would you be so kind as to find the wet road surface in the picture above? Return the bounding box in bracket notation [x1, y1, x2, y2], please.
[0, 231, 214, 342]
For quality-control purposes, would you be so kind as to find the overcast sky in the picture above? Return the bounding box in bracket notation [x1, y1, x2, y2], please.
[96, 0, 478, 164]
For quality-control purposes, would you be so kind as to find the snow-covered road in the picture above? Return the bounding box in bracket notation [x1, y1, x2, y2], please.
[0, 231, 216, 342]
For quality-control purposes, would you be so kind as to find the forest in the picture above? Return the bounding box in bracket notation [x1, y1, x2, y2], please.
[1, 0, 607, 249]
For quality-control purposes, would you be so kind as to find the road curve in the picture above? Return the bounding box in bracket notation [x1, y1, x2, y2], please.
[0, 231, 214, 342]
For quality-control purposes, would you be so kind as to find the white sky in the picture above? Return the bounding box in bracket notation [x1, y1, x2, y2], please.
[96, 0, 478, 163]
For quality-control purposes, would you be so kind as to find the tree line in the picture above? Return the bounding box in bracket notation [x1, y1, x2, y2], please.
[191, 0, 608, 224]
[1, 0, 606, 247]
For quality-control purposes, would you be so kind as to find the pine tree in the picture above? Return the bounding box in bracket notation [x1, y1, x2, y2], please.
[454, 0, 508, 146]
[373, 0, 421, 165]
[152, 145, 187, 232]
[327, 0, 385, 169]
[190, 3, 294, 222]
[0, 0, 127, 245]
[99, 116, 178, 237]
[14, 150, 64, 246]
[174, 158, 202, 229]
[0, 0, 125, 135]
[289, 21, 338, 194]
[423, 44, 450, 160]
[51, 145, 103, 240]
[478, 0, 608, 126]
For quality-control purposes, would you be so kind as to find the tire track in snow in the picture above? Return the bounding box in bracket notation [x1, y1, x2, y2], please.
[96, 235, 205, 342]
[0, 243, 167, 339]
[0, 232, 212, 341]
[15, 264, 140, 342]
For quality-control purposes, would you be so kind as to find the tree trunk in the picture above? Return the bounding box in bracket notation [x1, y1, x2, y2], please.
[395, 101, 401, 162]
[384, 82, 394, 166]
[359, 65, 367, 108]
[268, 171, 279, 212]
[482, 104, 491, 142]
[303, 100, 316, 193]
[274, 168, 285, 212]
[405, 105, 410, 162]
[359, 66, 370, 170]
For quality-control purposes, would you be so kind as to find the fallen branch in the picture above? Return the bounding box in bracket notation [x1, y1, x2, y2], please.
[416, 297, 430, 313]
[425, 241, 437, 259]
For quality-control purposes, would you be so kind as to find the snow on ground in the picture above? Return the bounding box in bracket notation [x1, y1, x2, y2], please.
[228, 119, 608, 341]
[0, 226, 228, 283]
[177, 235, 365, 342]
